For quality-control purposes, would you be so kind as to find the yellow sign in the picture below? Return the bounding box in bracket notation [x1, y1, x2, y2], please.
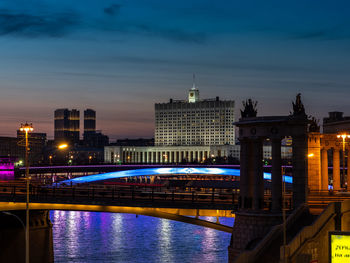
[330, 232, 350, 262]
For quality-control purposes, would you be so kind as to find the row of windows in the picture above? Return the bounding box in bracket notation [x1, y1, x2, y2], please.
[156, 130, 234, 134]
[156, 116, 234, 119]
[156, 109, 233, 113]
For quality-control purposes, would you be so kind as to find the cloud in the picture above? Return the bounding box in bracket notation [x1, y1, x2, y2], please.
[101, 3, 205, 43]
[289, 25, 350, 41]
[292, 31, 327, 40]
[104, 4, 122, 16]
[0, 10, 79, 37]
[0, 5, 205, 43]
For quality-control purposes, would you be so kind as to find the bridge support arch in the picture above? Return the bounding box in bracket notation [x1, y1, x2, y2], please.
[0, 210, 53, 263]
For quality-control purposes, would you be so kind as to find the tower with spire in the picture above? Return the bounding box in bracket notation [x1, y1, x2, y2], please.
[188, 74, 200, 103]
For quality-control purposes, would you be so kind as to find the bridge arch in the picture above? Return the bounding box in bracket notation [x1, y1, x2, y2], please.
[0, 202, 233, 233]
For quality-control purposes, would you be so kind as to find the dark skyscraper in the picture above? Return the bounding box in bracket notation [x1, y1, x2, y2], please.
[54, 109, 80, 144]
[83, 109, 109, 147]
[84, 109, 96, 134]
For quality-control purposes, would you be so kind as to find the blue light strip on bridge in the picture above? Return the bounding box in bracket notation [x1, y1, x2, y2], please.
[58, 168, 293, 186]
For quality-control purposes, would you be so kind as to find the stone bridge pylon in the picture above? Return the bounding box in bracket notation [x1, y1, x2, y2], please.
[229, 94, 311, 261]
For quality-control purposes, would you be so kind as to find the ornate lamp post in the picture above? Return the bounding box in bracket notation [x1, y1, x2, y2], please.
[20, 122, 33, 263]
[337, 134, 350, 188]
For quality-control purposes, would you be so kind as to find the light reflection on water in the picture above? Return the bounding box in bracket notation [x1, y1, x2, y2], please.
[50, 211, 234, 263]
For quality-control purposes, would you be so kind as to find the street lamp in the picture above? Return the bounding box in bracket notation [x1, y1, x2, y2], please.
[19, 122, 33, 263]
[337, 134, 350, 189]
[58, 143, 68, 150]
[49, 143, 69, 165]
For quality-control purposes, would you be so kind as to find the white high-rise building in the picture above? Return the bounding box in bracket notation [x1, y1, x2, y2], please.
[155, 87, 235, 146]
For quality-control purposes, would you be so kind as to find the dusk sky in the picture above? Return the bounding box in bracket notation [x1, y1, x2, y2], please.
[1, 0, 350, 140]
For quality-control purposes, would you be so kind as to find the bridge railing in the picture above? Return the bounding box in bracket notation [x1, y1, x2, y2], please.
[0, 183, 295, 211]
[0, 184, 238, 209]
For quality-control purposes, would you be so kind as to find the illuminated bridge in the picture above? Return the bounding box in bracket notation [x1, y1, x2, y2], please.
[56, 167, 292, 185]
[0, 167, 295, 232]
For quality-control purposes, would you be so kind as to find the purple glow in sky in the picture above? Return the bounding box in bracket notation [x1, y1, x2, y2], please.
[1, 1, 350, 140]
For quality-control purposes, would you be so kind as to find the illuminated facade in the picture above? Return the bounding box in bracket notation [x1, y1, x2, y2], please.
[104, 87, 296, 164]
[54, 109, 80, 144]
[104, 144, 292, 164]
[155, 87, 235, 146]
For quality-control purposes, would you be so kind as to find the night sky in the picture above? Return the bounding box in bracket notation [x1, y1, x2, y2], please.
[1, 0, 350, 140]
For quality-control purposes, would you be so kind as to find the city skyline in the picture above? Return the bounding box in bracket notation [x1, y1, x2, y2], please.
[1, 1, 350, 139]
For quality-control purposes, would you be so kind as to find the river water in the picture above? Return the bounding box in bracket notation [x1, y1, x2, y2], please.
[50, 211, 234, 263]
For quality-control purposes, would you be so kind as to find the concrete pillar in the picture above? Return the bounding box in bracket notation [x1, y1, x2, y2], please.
[321, 148, 329, 191]
[307, 133, 321, 192]
[333, 148, 341, 191]
[252, 138, 264, 210]
[122, 151, 125, 163]
[271, 138, 282, 212]
[170, 151, 174, 163]
[239, 138, 249, 209]
[292, 135, 308, 208]
[347, 150, 350, 190]
[240, 138, 254, 209]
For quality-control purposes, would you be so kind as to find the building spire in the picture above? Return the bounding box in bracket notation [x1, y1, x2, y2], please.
[192, 73, 196, 90]
[188, 73, 200, 103]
